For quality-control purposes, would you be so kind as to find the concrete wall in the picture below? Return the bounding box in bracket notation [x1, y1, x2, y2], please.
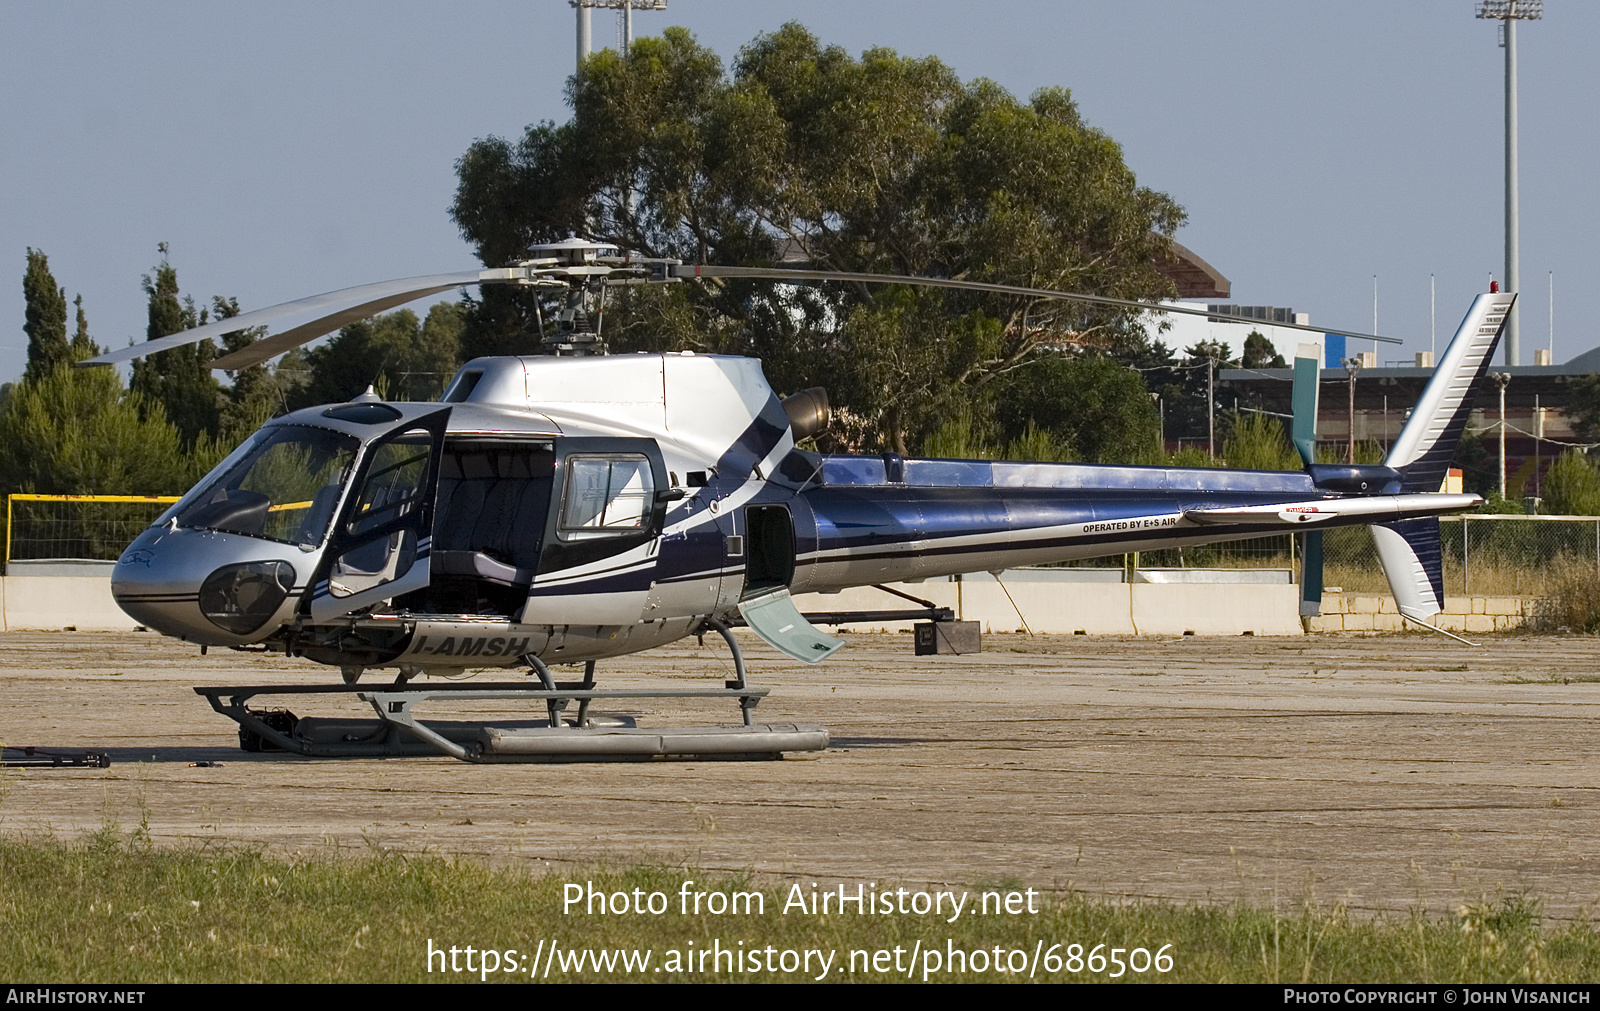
[0, 568, 1537, 638]
[0, 574, 139, 631]
[1308, 593, 1534, 634]
[796, 571, 1305, 636]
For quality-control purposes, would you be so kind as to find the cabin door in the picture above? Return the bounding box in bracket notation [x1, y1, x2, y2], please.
[521, 437, 669, 626]
[741, 504, 796, 598]
[306, 407, 449, 622]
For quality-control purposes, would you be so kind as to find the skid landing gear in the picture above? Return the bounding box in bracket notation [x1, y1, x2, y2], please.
[194, 637, 826, 763]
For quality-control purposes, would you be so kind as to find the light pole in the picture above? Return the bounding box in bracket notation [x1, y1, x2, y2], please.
[1477, 0, 1542, 366]
[1344, 357, 1362, 464]
[1491, 371, 1512, 500]
[1207, 352, 1216, 458]
[573, 0, 591, 67]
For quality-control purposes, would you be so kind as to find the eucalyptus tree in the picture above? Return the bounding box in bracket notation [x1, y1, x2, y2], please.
[453, 23, 1181, 455]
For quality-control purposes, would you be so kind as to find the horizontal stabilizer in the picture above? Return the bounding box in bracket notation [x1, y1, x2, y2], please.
[1184, 494, 1480, 527]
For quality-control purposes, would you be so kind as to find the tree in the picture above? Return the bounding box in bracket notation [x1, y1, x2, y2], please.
[1540, 450, 1600, 516]
[70, 294, 97, 359]
[1224, 412, 1301, 471]
[451, 23, 1182, 454]
[987, 352, 1160, 463]
[22, 249, 70, 382]
[8, 251, 228, 496]
[129, 254, 223, 449]
[213, 296, 281, 439]
[0, 358, 226, 498]
[284, 303, 464, 410]
[1451, 427, 1497, 496]
[1241, 330, 1286, 369]
[1567, 374, 1600, 447]
[1153, 340, 1237, 448]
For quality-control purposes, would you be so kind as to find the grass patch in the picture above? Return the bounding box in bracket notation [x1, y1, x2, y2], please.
[1503, 673, 1600, 685]
[1536, 565, 1600, 633]
[1, 830, 1597, 982]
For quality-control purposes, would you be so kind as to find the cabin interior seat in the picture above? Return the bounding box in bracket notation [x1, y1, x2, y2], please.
[430, 444, 553, 588]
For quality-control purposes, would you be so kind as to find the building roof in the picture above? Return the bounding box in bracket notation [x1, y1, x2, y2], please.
[1561, 345, 1600, 372]
[1156, 240, 1230, 299]
[1219, 362, 1592, 412]
[775, 236, 1233, 300]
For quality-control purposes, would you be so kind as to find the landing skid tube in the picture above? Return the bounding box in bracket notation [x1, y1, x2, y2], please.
[194, 678, 827, 764]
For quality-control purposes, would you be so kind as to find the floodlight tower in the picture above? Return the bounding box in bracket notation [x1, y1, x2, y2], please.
[573, 1, 591, 67]
[572, 0, 668, 69]
[1477, 0, 1542, 366]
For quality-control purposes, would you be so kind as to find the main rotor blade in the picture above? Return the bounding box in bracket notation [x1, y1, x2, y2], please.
[206, 284, 479, 372]
[668, 265, 1403, 346]
[79, 271, 493, 369]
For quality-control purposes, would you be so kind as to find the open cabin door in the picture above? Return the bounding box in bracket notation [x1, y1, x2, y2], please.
[736, 504, 844, 664]
[521, 437, 669, 626]
[306, 406, 449, 622]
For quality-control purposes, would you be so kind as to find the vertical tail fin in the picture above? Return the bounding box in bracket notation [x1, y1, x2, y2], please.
[1372, 517, 1445, 622]
[1372, 291, 1512, 627]
[1384, 291, 1516, 492]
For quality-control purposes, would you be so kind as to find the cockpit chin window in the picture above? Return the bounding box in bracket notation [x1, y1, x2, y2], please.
[177, 426, 359, 547]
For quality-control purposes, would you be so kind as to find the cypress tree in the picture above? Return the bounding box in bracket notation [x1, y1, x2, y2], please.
[129, 250, 222, 449]
[22, 249, 70, 381]
[214, 296, 280, 438]
[69, 294, 98, 360]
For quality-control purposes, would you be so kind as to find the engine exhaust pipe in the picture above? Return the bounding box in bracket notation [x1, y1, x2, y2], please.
[781, 387, 830, 441]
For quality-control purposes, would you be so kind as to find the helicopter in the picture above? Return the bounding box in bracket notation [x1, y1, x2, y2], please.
[87, 239, 1503, 695]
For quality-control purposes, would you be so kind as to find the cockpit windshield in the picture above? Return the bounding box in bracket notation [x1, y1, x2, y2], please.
[177, 426, 359, 547]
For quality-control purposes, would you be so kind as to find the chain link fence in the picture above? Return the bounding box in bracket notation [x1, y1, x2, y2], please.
[1047, 516, 1600, 599]
[1320, 515, 1600, 597]
[6, 495, 180, 569]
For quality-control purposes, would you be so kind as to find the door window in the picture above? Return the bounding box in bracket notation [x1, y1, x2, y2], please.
[329, 430, 433, 597]
[345, 432, 432, 537]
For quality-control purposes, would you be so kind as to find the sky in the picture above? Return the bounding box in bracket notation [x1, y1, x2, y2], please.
[2, 1, 1595, 384]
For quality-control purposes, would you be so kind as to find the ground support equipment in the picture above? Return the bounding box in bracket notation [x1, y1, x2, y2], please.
[1, 746, 111, 769]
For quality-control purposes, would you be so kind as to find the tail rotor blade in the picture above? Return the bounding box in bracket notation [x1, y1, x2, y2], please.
[1291, 344, 1322, 468]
